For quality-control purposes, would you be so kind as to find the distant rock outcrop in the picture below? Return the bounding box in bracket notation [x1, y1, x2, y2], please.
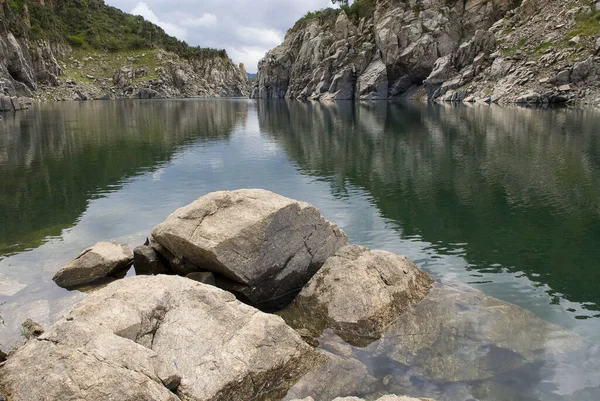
[0, 0, 248, 104]
[254, 0, 600, 105]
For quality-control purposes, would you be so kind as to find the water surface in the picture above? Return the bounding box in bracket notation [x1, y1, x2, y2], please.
[1, 100, 599, 400]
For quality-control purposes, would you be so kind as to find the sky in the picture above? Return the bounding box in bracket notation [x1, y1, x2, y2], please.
[105, 0, 336, 73]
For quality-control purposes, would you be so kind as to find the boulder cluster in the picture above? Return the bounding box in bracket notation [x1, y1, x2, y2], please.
[0, 189, 589, 401]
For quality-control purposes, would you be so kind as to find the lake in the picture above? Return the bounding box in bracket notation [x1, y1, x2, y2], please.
[1, 99, 600, 400]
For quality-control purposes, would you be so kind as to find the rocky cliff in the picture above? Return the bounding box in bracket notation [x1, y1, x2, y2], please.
[253, 0, 600, 106]
[0, 0, 247, 107]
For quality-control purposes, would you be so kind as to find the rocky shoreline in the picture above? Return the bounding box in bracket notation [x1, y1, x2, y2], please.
[0, 189, 593, 401]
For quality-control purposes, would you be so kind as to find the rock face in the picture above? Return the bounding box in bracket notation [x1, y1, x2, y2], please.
[52, 242, 133, 288]
[151, 189, 348, 309]
[255, 0, 600, 105]
[111, 56, 249, 100]
[254, 0, 514, 100]
[280, 245, 433, 346]
[0, 275, 320, 401]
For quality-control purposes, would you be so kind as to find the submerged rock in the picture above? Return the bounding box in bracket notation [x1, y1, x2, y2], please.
[280, 245, 433, 346]
[52, 242, 133, 288]
[151, 189, 348, 310]
[133, 244, 170, 275]
[368, 281, 588, 384]
[0, 275, 321, 401]
[283, 351, 378, 401]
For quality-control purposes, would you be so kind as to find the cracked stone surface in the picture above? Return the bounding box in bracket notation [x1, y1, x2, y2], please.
[280, 245, 433, 346]
[52, 242, 133, 288]
[0, 275, 321, 401]
[151, 189, 348, 310]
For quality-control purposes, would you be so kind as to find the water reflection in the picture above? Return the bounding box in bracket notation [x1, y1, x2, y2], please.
[0, 99, 599, 400]
[258, 101, 600, 312]
[0, 100, 247, 257]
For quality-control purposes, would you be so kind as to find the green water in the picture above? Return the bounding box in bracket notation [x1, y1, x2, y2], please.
[1, 100, 600, 400]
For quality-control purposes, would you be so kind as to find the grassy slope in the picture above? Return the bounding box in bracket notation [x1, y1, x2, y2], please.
[4, 0, 228, 60]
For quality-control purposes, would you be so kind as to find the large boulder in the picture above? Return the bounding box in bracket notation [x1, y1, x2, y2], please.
[280, 245, 433, 346]
[0, 95, 14, 111]
[0, 275, 321, 401]
[113, 66, 134, 88]
[151, 189, 348, 310]
[52, 242, 133, 288]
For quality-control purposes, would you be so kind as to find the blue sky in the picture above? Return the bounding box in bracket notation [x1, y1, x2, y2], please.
[105, 0, 335, 73]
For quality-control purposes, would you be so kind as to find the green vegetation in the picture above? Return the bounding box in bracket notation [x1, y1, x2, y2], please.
[501, 37, 527, 55]
[534, 41, 554, 54]
[291, 7, 339, 32]
[56, 48, 162, 86]
[566, 10, 600, 40]
[290, 0, 378, 32]
[342, 0, 377, 20]
[4, 0, 227, 61]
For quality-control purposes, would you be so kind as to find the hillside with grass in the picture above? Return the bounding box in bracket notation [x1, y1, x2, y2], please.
[0, 0, 248, 103]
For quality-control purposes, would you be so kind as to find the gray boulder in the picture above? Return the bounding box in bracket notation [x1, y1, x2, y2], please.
[0, 95, 12, 111]
[280, 245, 433, 346]
[185, 271, 216, 285]
[571, 57, 596, 83]
[0, 275, 321, 401]
[52, 242, 133, 288]
[151, 189, 348, 309]
[113, 66, 134, 88]
[133, 244, 170, 275]
[139, 88, 163, 99]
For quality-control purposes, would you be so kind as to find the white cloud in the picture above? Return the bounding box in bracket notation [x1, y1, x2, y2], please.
[181, 13, 218, 27]
[227, 46, 270, 70]
[108, 0, 335, 72]
[131, 2, 187, 39]
[234, 27, 283, 47]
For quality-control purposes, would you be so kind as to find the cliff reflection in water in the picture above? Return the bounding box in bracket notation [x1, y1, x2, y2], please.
[0, 100, 248, 258]
[258, 101, 600, 312]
